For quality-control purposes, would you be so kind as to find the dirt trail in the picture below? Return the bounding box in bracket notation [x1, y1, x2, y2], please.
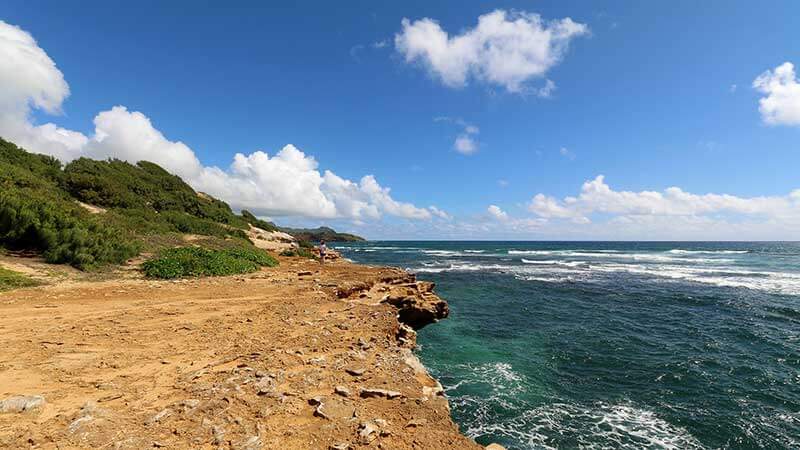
[0, 257, 481, 449]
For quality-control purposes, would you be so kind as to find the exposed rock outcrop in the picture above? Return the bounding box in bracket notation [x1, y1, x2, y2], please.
[382, 280, 449, 330]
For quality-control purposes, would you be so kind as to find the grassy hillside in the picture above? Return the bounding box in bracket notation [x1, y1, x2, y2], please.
[281, 226, 365, 242]
[0, 137, 363, 272]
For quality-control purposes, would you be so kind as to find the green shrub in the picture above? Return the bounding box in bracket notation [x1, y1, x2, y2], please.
[279, 247, 316, 259]
[240, 210, 279, 232]
[0, 189, 140, 269]
[0, 267, 41, 291]
[142, 246, 278, 279]
[63, 157, 248, 228]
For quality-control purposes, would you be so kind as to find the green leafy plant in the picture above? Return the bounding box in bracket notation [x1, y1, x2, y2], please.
[142, 246, 278, 279]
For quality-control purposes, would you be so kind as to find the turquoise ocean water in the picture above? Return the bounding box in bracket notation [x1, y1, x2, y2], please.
[336, 242, 800, 449]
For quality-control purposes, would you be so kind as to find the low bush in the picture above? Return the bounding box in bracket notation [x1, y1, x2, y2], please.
[0, 267, 41, 291]
[142, 246, 278, 279]
[279, 247, 316, 259]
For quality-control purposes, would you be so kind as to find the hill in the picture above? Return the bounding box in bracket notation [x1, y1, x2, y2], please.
[281, 226, 365, 242]
[0, 137, 362, 270]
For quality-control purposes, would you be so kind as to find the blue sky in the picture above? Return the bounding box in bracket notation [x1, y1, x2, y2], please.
[2, 1, 800, 239]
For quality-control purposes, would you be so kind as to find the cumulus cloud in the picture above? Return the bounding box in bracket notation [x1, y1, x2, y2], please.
[528, 175, 800, 225]
[753, 62, 800, 126]
[0, 20, 87, 162]
[436, 116, 480, 155]
[0, 20, 444, 222]
[487, 205, 508, 221]
[395, 10, 588, 92]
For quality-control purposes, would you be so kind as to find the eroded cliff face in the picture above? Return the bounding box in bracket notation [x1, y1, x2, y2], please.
[0, 257, 482, 449]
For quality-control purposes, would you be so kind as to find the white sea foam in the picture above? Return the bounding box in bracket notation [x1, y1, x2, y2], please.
[412, 263, 509, 273]
[668, 249, 748, 255]
[521, 259, 587, 267]
[464, 250, 485, 253]
[451, 397, 705, 450]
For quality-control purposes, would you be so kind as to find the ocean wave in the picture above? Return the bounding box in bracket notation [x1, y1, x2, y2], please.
[521, 259, 587, 267]
[449, 398, 704, 450]
[668, 249, 749, 255]
[464, 250, 485, 253]
[412, 263, 509, 273]
[508, 250, 728, 263]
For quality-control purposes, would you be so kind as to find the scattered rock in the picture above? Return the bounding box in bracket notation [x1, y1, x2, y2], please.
[406, 418, 427, 428]
[345, 367, 365, 376]
[357, 422, 378, 445]
[329, 444, 349, 450]
[0, 395, 45, 413]
[234, 435, 262, 450]
[255, 378, 274, 395]
[144, 408, 173, 425]
[313, 404, 329, 420]
[307, 396, 323, 406]
[298, 271, 313, 276]
[359, 388, 403, 399]
[334, 386, 351, 397]
[212, 425, 226, 445]
[97, 393, 123, 403]
[485, 445, 507, 450]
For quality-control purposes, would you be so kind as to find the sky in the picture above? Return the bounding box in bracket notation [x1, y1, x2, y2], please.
[2, 0, 800, 240]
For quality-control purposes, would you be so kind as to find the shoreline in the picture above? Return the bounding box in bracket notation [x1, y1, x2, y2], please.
[0, 256, 489, 449]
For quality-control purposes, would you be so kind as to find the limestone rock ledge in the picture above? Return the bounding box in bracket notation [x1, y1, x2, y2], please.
[0, 258, 496, 449]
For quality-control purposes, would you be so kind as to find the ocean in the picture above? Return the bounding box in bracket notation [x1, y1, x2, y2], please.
[335, 241, 800, 449]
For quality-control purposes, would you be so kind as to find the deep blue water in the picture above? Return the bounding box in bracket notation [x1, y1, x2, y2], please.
[336, 242, 800, 449]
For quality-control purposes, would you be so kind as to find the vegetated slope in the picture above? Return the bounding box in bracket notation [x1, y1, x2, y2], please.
[281, 226, 365, 242]
[0, 139, 140, 269]
[0, 137, 362, 270]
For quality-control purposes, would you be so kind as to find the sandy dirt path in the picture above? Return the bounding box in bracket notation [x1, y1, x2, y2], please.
[0, 257, 480, 450]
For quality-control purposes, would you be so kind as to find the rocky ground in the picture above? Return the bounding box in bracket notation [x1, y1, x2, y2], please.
[0, 255, 488, 449]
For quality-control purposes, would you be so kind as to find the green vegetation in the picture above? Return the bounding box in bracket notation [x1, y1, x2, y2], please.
[0, 139, 140, 269]
[142, 246, 278, 279]
[279, 247, 316, 259]
[0, 267, 41, 291]
[282, 226, 364, 242]
[241, 210, 279, 232]
[0, 137, 362, 274]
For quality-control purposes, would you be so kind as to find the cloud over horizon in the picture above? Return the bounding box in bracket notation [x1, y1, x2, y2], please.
[395, 10, 588, 93]
[518, 175, 800, 239]
[0, 20, 445, 222]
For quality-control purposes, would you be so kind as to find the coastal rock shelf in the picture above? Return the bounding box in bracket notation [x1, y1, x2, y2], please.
[0, 257, 484, 449]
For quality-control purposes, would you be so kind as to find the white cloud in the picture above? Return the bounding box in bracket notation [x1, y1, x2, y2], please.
[753, 62, 800, 126]
[559, 146, 575, 160]
[395, 10, 588, 92]
[537, 79, 557, 98]
[0, 20, 443, 222]
[0, 20, 87, 162]
[528, 175, 800, 226]
[487, 204, 508, 221]
[372, 40, 388, 49]
[436, 116, 480, 155]
[498, 179, 509, 187]
[454, 134, 478, 155]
